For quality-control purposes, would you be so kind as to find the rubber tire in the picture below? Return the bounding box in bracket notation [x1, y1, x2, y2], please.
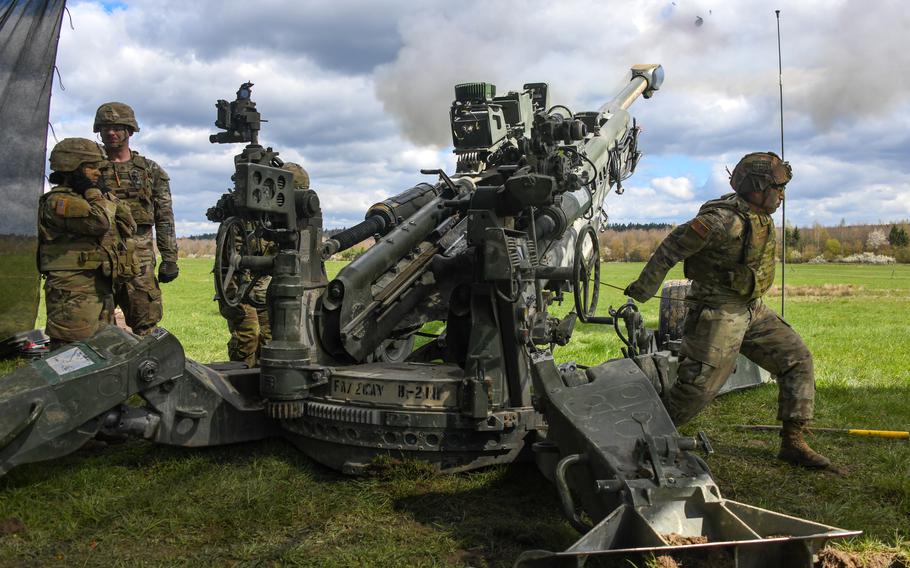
[658, 279, 691, 346]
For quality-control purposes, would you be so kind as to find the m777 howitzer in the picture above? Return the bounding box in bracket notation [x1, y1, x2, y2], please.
[0, 67, 858, 565]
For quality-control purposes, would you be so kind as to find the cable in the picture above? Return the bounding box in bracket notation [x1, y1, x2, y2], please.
[597, 280, 702, 306]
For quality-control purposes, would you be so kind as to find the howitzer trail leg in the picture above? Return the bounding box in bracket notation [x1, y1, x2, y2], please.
[0, 327, 278, 477]
[0, 327, 178, 474]
[519, 352, 855, 566]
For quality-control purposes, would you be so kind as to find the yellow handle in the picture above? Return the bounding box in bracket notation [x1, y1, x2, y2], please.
[846, 429, 910, 439]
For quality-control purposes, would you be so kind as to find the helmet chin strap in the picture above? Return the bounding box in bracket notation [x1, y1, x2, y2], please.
[97, 127, 131, 151]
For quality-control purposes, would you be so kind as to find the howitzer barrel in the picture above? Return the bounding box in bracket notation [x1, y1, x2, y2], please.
[599, 64, 664, 115]
[564, 64, 664, 228]
[534, 188, 590, 240]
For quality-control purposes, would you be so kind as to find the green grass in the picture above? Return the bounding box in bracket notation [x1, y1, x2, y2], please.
[1, 260, 909, 566]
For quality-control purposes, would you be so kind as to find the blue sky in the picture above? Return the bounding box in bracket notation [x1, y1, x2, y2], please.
[47, 0, 910, 236]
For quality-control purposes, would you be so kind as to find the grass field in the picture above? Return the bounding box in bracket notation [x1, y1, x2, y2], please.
[1, 259, 909, 566]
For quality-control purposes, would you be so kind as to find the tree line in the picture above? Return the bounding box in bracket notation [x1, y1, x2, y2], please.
[598, 221, 910, 263]
[171, 221, 910, 263]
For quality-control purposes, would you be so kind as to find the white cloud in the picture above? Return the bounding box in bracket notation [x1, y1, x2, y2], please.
[40, 0, 910, 234]
[651, 177, 695, 200]
[175, 220, 219, 237]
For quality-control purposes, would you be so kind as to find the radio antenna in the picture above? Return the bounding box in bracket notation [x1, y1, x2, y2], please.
[776, 9, 786, 317]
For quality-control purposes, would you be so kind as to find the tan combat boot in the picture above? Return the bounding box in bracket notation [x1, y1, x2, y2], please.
[778, 420, 831, 468]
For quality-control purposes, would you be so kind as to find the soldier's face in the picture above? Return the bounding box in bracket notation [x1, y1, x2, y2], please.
[760, 186, 785, 213]
[80, 162, 103, 184]
[100, 125, 130, 147]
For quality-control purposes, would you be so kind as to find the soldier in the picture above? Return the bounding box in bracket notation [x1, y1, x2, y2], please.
[217, 162, 309, 367]
[624, 152, 831, 469]
[94, 102, 178, 336]
[39, 138, 138, 350]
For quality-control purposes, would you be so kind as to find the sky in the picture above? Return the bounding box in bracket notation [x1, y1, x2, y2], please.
[46, 0, 910, 236]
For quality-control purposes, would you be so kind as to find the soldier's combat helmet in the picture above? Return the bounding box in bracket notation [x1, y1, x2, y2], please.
[730, 152, 792, 194]
[93, 101, 140, 133]
[49, 138, 108, 173]
[282, 162, 310, 189]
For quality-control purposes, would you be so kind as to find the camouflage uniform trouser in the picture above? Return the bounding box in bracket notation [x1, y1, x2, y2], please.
[115, 229, 162, 336]
[44, 270, 113, 347]
[218, 276, 271, 367]
[666, 299, 815, 425]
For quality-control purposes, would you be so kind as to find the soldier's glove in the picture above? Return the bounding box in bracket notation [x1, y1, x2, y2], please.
[158, 261, 179, 284]
[624, 281, 651, 303]
[81, 187, 105, 202]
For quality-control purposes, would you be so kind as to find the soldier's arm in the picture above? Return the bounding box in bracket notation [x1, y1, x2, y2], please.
[46, 188, 111, 236]
[115, 198, 137, 238]
[151, 165, 179, 263]
[625, 212, 722, 301]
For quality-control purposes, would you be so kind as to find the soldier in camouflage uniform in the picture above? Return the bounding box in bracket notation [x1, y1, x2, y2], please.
[625, 152, 830, 468]
[94, 102, 178, 336]
[217, 162, 310, 367]
[38, 138, 138, 350]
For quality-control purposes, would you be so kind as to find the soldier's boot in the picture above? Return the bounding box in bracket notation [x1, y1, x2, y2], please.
[778, 420, 831, 468]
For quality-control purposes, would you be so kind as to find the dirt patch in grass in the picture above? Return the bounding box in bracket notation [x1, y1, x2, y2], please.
[0, 518, 25, 537]
[651, 535, 733, 568]
[816, 548, 908, 568]
[767, 284, 863, 297]
[650, 550, 733, 568]
[648, 545, 906, 568]
[447, 546, 489, 567]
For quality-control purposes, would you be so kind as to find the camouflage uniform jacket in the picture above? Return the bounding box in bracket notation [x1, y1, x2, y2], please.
[38, 186, 138, 280]
[100, 151, 177, 263]
[628, 193, 776, 306]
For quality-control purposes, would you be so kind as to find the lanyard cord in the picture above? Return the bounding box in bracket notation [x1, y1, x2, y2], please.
[596, 280, 702, 306]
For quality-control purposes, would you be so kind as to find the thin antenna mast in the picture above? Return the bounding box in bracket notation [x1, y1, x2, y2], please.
[776, 9, 786, 317]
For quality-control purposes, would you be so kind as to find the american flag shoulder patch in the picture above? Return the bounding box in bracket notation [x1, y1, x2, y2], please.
[52, 196, 89, 218]
[690, 218, 710, 239]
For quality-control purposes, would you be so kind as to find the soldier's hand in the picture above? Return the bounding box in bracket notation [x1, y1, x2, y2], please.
[158, 261, 179, 283]
[82, 187, 104, 201]
[624, 281, 651, 303]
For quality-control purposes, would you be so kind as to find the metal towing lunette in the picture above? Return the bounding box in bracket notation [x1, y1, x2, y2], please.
[0, 66, 858, 565]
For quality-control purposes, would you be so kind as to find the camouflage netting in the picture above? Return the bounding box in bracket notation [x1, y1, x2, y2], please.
[0, 0, 66, 339]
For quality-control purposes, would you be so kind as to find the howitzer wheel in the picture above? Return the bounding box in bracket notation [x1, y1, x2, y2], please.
[573, 224, 601, 323]
[214, 216, 260, 308]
